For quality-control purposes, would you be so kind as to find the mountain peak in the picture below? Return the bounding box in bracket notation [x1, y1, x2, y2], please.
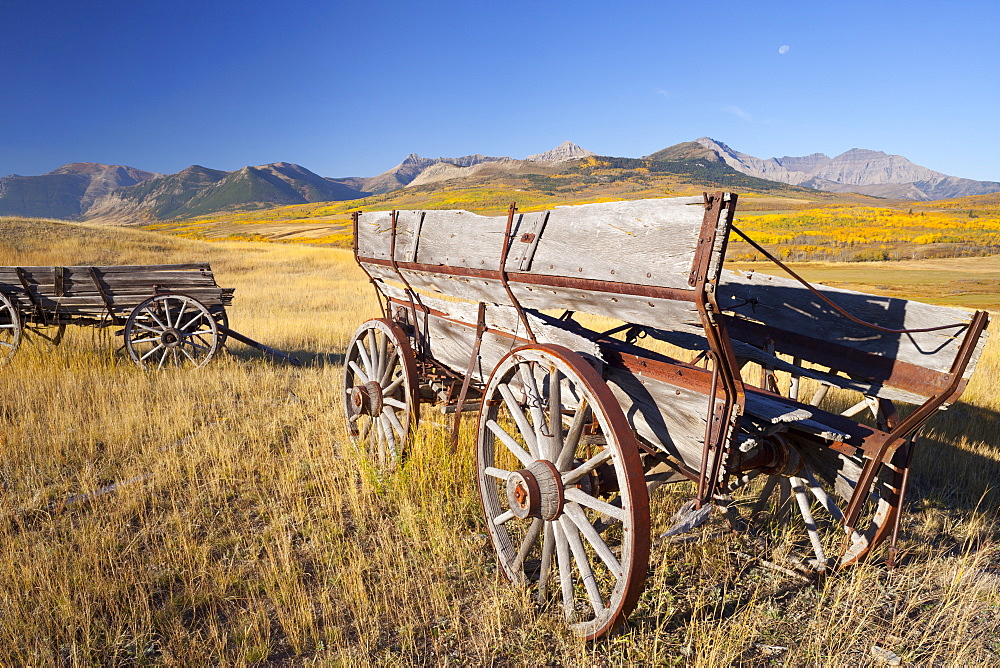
[526, 141, 596, 163]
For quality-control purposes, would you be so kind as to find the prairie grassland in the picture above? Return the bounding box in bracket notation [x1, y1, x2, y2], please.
[1, 217, 999, 665]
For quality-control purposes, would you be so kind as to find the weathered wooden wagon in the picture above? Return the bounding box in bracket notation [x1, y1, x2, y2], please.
[346, 193, 989, 639]
[0, 263, 295, 369]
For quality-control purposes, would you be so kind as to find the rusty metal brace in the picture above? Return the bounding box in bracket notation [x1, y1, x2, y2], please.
[692, 193, 745, 505]
[388, 210, 429, 358]
[451, 302, 488, 452]
[499, 203, 537, 343]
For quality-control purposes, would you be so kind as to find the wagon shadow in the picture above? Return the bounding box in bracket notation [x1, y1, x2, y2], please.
[223, 346, 344, 368]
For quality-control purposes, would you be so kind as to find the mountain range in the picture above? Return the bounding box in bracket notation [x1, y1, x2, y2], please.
[2, 139, 998, 222]
[685, 138, 1000, 201]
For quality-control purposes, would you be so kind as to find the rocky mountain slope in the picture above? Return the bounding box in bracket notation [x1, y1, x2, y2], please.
[0, 163, 158, 218]
[686, 137, 1000, 200]
[525, 141, 595, 162]
[85, 163, 365, 222]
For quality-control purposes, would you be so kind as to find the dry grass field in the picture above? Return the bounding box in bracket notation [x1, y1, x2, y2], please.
[1, 217, 998, 665]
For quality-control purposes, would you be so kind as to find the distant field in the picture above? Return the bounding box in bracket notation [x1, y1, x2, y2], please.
[729, 255, 1000, 311]
[1, 216, 997, 664]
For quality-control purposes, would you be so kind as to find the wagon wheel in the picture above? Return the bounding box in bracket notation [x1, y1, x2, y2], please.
[124, 294, 221, 370]
[737, 395, 907, 572]
[477, 345, 650, 640]
[0, 292, 22, 364]
[343, 318, 419, 469]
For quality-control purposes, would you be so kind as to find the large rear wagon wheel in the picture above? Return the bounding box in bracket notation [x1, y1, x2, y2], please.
[477, 345, 650, 640]
[0, 292, 22, 364]
[343, 318, 419, 470]
[124, 294, 221, 370]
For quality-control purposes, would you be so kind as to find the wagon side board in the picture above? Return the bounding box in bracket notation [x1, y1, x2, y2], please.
[0, 264, 233, 324]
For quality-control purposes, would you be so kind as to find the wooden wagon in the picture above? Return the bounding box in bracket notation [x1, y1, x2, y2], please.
[0, 263, 296, 369]
[346, 193, 990, 639]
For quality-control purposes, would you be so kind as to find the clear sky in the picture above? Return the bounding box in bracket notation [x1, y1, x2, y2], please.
[2, 0, 998, 181]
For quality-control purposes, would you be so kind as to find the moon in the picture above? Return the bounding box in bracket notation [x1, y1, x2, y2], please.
[778, 45, 790, 55]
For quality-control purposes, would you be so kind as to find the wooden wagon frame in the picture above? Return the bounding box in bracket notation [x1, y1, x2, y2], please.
[0, 263, 297, 368]
[345, 193, 989, 639]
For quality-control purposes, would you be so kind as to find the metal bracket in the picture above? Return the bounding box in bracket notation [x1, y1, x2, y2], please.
[451, 302, 488, 452]
[498, 203, 537, 343]
[505, 211, 550, 272]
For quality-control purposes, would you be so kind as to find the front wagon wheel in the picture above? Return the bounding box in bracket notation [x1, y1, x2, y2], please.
[476, 344, 650, 640]
[124, 294, 221, 370]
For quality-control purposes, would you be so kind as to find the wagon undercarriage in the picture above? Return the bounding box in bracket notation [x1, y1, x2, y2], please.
[347, 193, 990, 639]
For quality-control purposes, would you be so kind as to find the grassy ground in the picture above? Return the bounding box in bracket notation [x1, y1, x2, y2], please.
[1, 217, 998, 664]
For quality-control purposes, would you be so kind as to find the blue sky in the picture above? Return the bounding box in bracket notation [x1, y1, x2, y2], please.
[2, 0, 998, 181]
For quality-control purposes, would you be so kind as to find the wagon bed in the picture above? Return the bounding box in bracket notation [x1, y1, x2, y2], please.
[346, 194, 990, 639]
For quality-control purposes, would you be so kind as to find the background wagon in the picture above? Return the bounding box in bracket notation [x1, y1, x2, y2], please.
[0, 263, 297, 369]
[346, 193, 990, 639]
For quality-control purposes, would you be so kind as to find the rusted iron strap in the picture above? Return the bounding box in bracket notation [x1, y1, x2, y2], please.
[359, 258, 700, 303]
[451, 302, 488, 452]
[722, 315, 955, 397]
[841, 309, 989, 530]
[498, 203, 537, 343]
[692, 193, 744, 503]
[389, 210, 428, 356]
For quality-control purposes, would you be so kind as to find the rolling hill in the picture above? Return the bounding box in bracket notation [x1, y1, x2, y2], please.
[0, 163, 158, 219]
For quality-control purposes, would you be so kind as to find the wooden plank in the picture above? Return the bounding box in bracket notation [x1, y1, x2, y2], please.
[375, 280, 601, 360]
[362, 262, 703, 334]
[604, 364, 709, 470]
[357, 197, 712, 292]
[718, 269, 988, 377]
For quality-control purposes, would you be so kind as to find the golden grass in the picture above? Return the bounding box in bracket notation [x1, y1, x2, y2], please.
[1, 216, 998, 664]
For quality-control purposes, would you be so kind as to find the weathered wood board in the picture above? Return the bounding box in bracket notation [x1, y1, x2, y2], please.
[718, 268, 988, 379]
[0, 264, 232, 319]
[357, 198, 714, 290]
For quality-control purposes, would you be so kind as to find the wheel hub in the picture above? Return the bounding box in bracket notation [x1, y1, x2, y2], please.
[506, 460, 565, 521]
[350, 381, 383, 417]
[160, 327, 183, 348]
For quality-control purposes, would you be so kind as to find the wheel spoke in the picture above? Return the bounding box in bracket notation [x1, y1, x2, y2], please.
[348, 360, 369, 384]
[519, 363, 547, 458]
[381, 375, 404, 396]
[498, 383, 539, 459]
[355, 338, 375, 379]
[536, 521, 555, 602]
[383, 406, 406, 438]
[383, 397, 407, 410]
[553, 520, 575, 621]
[486, 419, 533, 467]
[557, 398, 590, 470]
[564, 487, 625, 522]
[561, 516, 606, 617]
[174, 300, 187, 330]
[562, 449, 612, 485]
[790, 476, 827, 564]
[376, 330, 388, 381]
[379, 414, 399, 462]
[548, 368, 563, 461]
[563, 501, 622, 579]
[484, 466, 511, 480]
[140, 343, 164, 361]
[494, 510, 516, 526]
[511, 517, 543, 577]
[380, 349, 398, 387]
[144, 308, 167, 331]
